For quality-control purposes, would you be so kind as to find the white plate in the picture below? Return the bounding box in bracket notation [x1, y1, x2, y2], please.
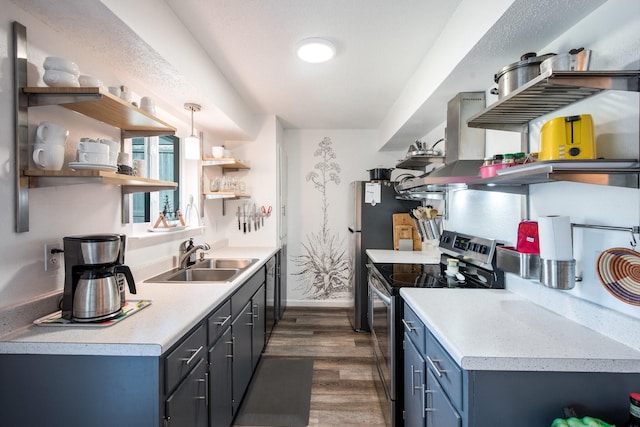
[68, 162, 118, 172]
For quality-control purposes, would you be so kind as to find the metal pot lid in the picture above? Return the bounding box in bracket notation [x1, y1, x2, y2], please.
[494, 52, 556, 82]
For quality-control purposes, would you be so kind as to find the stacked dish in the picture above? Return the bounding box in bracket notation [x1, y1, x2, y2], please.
[43, 57, 80, 87]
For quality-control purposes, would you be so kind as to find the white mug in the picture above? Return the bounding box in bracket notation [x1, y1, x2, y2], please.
[36, 121, 68, 146]
[98, 139, 120, 165]
[117, 152, 131, 166]
[133, 159, 146, 178]
[107, 86, 121, 97]
[140, 97, 156, 115]
[78, 150, 109, 164]
[211, 146, 225, 158]
[33, 143, 65, 170]
[77, 141, 109, 154]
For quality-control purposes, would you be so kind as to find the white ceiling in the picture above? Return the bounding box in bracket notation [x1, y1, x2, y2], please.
[10, 0, 608, 149]
[164, 0, 462, 130]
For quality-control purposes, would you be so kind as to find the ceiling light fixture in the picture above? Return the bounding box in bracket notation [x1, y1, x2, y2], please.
[184, 103, 201, 160]
[296, 37, 336, 63]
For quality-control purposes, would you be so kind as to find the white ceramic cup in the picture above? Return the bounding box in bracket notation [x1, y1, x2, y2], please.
[211, 146, 225, 158]
[98, 139, 120, 165]
[223, 149, 233, 158]
[120, 91, 132, 103]
[117, 152, 131, 166]
[140, 96, 156, 114]
[78, 150, 109, 164]
[77, 141, 108, 154]
[133, 159, 146, 178]
[33, 143, 64, 170]
[36, 121, 68, 146]
[107, 86, 121, 97]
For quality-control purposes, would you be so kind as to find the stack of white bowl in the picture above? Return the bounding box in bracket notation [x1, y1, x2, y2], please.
[43, 57, 80, 87]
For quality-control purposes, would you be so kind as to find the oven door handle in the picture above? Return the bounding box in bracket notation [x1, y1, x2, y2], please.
[369, 281, 392, 305]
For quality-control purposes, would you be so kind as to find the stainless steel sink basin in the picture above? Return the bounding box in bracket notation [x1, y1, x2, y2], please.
[192, 258, 258, 269]
[145, 258, 258, 283]
[166, 268, 239, 282]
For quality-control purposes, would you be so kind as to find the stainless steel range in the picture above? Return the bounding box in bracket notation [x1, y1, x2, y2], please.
[367, 230, 505, 427]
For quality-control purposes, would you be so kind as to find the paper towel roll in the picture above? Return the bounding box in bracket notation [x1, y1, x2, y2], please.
[538, 216, 573, 260]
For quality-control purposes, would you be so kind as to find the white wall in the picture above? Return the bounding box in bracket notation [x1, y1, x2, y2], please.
[422, 0, 640, 349]
[0, 3, 259, 310]
[283, 129, 407, 305]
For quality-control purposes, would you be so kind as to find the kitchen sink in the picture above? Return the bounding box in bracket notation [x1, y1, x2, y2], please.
[145, 258, 258, 283]
[164, 268, 239, 282]
[192, 258, 258, 270]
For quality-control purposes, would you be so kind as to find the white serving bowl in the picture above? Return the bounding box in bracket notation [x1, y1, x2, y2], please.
[78, 75, 103, 88]
[43, 56, 79, 76]
[43, 69, 80, 87]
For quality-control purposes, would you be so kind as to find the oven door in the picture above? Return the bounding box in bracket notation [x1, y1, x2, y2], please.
[368, 267, 394, 401]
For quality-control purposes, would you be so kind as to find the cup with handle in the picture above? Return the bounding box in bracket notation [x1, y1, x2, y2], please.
[33, 143, 65, 170]
[77, 141, 109, 164]
[36, 121, 68, 146]
[98, 138, 120, 165]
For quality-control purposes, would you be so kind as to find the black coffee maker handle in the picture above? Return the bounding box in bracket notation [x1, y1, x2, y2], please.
[115, 265, 137, 295]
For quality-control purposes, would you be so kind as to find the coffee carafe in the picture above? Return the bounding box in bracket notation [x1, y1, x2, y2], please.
[62, 234, 136, 322]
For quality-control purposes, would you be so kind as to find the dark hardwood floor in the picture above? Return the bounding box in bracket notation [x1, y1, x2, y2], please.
[251, 307, 387, 427]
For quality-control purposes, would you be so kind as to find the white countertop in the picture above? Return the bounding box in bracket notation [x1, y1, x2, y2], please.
[366, 247, 441, 264]
[0, 247, 278, 357]
[401, 288, 640, 373]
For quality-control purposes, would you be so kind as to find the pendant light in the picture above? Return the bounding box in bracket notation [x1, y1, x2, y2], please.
[184, 103, 201, 160]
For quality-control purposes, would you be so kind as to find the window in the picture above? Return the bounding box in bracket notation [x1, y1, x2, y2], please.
[132, 135, 180, 224]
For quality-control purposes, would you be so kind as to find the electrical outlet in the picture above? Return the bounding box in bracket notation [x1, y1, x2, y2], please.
[44, 243, 62, 271]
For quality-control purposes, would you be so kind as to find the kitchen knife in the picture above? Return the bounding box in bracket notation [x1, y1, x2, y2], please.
[243, 203, 247, 233]
[248, 203, 251, 232]
[237, 206, 241, 230]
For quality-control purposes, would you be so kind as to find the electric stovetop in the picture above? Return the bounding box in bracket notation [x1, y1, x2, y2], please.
[372, 262, 491, 289]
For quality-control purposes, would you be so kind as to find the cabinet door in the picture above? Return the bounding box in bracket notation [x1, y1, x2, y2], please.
[404, 333, 426, 427]
[426, 368, 461, 427]
[251, 284, 266, 369]
[232, 301, 254, 414]
[165, 358, 207, 427]
[208, 328, 233, 427]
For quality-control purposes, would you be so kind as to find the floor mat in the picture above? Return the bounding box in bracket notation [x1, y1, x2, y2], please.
[234, 358, 314, 427]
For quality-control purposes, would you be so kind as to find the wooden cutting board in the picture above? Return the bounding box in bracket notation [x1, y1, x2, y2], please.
[392, 213, 421, 250]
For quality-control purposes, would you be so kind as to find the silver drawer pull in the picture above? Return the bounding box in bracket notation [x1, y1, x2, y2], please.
[195, 377, 207, 401]
[426, 355, 446, 377]
[181, 345, 203, 365]
[253, 303, 259, 319]
[424, 388, 434, 414]
[401, 319, 416, 332]
[225, 339, 234, 358]
[214, 315, 231, 327]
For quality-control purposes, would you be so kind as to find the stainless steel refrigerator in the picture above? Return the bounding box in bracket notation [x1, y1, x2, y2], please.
[348, 181, 418, 331]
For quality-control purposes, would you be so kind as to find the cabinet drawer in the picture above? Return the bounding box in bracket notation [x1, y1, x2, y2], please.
[166, 324, 206, 393]
[208, 300, 232, 345]
[426, 367, 461, 426]
[425, 331, 463, 412]
[402, 303, 425, 354]
[231, 266, 265, 319]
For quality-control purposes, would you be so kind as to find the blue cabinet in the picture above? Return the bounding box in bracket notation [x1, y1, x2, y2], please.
[402, 301, 640, 426]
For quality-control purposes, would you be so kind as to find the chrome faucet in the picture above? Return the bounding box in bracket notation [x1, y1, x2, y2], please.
[179, 238, 211, 269]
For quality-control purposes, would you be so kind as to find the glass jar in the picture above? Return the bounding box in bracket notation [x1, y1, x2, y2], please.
[492, 154, 503, 164]
[514, 152, 526, 164]
[502, 153, 515, 165]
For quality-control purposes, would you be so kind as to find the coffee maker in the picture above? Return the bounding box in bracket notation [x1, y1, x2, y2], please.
[62, 234, 136, 322]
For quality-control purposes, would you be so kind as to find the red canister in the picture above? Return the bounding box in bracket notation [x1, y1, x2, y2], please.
[516, 221, 540, 254]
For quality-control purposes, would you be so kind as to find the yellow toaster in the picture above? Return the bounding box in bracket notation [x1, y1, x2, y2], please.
[539, 114, 595, 161]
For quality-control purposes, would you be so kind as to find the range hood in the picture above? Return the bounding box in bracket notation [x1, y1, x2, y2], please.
[398, 92, 486, 192]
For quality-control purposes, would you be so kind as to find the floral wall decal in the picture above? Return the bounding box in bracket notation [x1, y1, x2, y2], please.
[292, 137, 351, 299]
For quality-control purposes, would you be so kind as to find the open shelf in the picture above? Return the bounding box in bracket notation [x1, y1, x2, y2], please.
[202, 158, 250, 171]
[23, 86, 177, 138]
[23, 169, 178, 194]
[203, 191, 249, 200]
[467, 70, 640, 132]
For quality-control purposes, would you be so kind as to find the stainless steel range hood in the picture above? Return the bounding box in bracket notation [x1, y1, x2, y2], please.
[398, 92, 486, 192]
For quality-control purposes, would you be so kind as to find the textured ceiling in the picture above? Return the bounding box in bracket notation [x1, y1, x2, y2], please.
[165, 0, 463, 130]
[9, 0, 609, 146]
